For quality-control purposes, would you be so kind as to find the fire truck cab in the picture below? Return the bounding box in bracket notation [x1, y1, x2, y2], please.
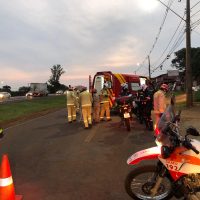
[91, 71, 147, 107]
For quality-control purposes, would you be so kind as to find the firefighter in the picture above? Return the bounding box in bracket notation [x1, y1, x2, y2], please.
[120, 83, 130, 96]
[139, 83, 155, 130]
[153, 83, 169, 127]
[73, 87, 80, 112]
[0, 127, 3, 138]
[79, 87, 93, 129]
[100, 83, 111, 121]
[66, 86, 77, 123]
[92, 89, 101, 124]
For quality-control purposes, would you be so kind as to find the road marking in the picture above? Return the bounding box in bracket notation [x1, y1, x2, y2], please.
[84, 126, 98, 143]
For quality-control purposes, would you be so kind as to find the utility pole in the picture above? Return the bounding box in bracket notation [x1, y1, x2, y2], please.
[148, 56, 151, 79]
[157, 0, 193, 106]
[186, 0, 193, 107]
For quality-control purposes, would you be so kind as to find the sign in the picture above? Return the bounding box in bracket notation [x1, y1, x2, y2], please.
[167, 70, 179, 77]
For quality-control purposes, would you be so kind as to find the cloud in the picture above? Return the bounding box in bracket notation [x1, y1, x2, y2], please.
[0, 0, 198, 90]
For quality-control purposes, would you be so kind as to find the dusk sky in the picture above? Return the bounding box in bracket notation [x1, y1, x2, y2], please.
[0, 0, 200, 90]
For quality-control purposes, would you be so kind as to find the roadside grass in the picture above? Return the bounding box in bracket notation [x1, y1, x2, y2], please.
[0, 91, 199, 126]
[194, 90, 200, 102]
[0, 96, 66, 124]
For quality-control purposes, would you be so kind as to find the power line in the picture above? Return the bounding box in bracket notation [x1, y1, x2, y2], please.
[191, 17, 200, 29]
[191, 9, 200, 18]
[157, 0, 186, 21]
[150, 32, 185, 75]
[191, 1, 200, 9]
[152, 12, 186, 68]
[148, 0, 174, 56]
[136, 0, 174, 74]
[138, 0, 199, 76]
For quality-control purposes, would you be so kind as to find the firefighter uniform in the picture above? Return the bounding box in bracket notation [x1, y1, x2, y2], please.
[92, 91, 101, 123]
[153, 89, 167, 126]
[79, 90, 93, 128]
[66, 90, 77, 122]
[100, 87, 111, 121]
[74, 88, 80, 112]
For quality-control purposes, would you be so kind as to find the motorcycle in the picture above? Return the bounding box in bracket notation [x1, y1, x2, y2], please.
[116, 95, 133, 131]
[140, 98, 154, 131]
[125, 103, 200, 200]
[133, 90, 153, 131]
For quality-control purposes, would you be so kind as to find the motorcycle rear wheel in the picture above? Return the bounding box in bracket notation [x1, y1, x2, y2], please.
[125, 165, 173, 200]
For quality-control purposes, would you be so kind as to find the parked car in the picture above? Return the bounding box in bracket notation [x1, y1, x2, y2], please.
[0, 92, 11, 100]
[25, 91, 33, 97]
[56, 90, 64, 95]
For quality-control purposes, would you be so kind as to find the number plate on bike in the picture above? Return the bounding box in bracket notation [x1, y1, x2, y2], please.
[124, 113, 130, 118]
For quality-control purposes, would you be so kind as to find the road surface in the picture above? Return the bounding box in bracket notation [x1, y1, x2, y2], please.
[0, 109, 182, 200]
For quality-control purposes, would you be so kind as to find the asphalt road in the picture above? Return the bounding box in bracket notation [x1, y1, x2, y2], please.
[0, 109, 178, 200]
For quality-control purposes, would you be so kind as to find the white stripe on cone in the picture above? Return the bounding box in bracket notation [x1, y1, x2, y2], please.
[0, 176, 13, 187]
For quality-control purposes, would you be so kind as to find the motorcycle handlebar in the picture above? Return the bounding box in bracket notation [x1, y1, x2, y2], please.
[191, 146, 200, 154]
[183, 140, 200, 154]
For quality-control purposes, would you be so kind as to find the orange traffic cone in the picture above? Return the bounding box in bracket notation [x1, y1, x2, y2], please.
[0, 154, 23, 200]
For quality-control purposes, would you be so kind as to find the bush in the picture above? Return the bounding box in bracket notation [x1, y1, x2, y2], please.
[194, 91, 200, 102]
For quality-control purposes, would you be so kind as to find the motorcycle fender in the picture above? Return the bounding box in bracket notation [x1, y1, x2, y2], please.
[127, 146, 161, 165]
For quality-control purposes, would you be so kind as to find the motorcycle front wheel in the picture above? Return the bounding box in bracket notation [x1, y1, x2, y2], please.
[125, 165, 173, 200]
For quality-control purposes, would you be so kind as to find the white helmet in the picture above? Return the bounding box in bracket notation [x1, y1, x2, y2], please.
[104, 82, 109, 88]
[121, 83, 128, 90]
[141, 84, 148, 91]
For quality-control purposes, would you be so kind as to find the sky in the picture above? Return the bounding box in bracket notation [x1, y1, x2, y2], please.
[0, 0, 200, 90]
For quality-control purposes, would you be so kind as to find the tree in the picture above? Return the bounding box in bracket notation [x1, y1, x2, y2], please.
[18, 86, 30, 94]
[2, 85, 11, 92]
[171, 47, 200, 80]
[48, 64, 65, 93]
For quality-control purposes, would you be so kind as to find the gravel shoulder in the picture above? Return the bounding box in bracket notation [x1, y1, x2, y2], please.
[179, 104, 200, 133]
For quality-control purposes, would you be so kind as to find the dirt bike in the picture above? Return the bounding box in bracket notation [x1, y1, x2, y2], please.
[139, 98, 154, 131]
[116, 95, 133, 131]
[125, 104, 200, 200]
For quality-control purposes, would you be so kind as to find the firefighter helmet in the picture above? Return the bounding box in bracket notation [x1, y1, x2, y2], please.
[121, 83, 128, 90]
[104, 82, 109, 88]
[141, 84, 148, 91]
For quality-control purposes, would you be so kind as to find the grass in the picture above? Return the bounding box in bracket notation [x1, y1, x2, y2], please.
[194, 90, 200, 102]
[0, 96, 66, 124]
[0, 91, 199, 125]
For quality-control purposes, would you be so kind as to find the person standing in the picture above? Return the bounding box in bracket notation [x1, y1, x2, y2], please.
[153, 83, 169, 127]
[73, 87, 80, 112]
[0, 127, 3, 138]
[100, 83, 111, 121]
[92, 89, 101, 124]
[66, 86, 76, 123]
[79, 87, 93, 129]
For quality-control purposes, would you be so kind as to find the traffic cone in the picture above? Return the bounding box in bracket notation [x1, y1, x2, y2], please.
[0, 154, 23, 200]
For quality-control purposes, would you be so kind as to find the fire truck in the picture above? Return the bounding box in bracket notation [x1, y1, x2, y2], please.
[90, 71, 147, 107]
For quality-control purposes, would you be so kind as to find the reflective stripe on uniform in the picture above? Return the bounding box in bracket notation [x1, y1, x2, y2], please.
[0, 176, 13, 187]
[82, 104, 92, 107]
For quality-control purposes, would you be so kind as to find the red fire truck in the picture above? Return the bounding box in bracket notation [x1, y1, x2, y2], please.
[90, 71, 147, 107]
